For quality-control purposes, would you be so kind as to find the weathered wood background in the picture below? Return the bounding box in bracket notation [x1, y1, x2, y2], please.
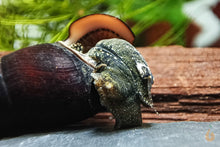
[1, 45, 220, 124]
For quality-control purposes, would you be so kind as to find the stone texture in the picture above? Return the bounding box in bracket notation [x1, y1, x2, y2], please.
[0, 121, 219, 147]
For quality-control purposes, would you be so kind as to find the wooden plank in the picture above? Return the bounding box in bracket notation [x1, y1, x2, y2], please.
[0, 45, 220, 123]
[137, 45, 220, 95]
[138, 46, 220, 122]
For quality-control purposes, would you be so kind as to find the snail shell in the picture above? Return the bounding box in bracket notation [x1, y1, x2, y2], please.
[0, 14, 136, 129]
[0, 43, 103, 128]
[0, 14, 154, 130]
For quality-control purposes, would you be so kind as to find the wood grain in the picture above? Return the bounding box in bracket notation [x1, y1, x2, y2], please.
[1, 45, 220, 123]
[138, 45, 220, 95]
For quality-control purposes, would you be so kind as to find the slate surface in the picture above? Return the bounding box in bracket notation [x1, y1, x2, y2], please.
[0, 121, 219, 147]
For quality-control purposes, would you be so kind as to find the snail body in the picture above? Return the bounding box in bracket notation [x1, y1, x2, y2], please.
[86, 38, 154, 128]
[0, 14, 154, 129]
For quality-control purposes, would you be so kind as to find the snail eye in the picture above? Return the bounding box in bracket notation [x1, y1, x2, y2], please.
[136, 62, 150, 78]
[136, 62, 154, 84]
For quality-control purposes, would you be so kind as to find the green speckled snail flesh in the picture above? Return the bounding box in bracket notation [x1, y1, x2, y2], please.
[0, 14, 155, 129]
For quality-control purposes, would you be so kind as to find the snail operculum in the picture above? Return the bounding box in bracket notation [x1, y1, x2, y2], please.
[64, 14, 135, 53]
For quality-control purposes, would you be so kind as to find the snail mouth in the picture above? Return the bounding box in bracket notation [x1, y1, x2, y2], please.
[58, 41, 97, 69]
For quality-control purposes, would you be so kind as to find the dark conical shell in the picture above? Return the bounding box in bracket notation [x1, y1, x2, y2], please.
[0, 43, 103, 129]
[0, 14, 136, 131]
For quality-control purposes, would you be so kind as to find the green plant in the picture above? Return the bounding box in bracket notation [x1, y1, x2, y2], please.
[0, 0, 191, 50]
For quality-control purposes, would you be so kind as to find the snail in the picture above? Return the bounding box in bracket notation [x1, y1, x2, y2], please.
[0, 14, 154, 130]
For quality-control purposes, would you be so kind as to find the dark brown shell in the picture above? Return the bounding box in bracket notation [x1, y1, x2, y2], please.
[0, 43, 104, 129]
[0, 14, 135, 130]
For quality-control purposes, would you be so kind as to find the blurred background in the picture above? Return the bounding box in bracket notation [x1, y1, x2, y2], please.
[0, 0, 220, 51]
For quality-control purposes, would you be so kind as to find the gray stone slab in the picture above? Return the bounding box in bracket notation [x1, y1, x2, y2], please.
[0, 121, 219, 147]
